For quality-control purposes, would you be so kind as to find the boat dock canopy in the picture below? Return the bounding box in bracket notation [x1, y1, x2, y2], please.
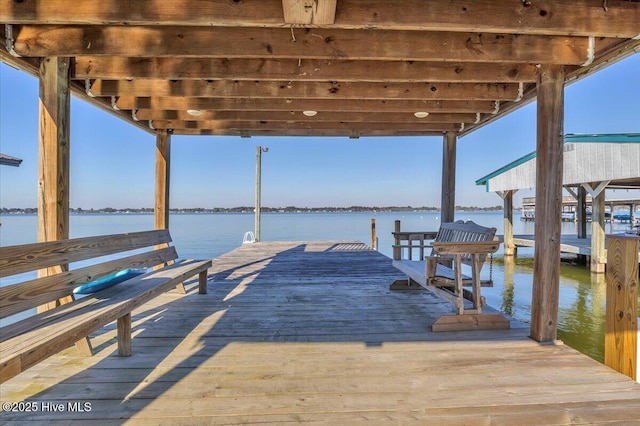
[475, 133, 640, 192]
[2, 3, 640, 138]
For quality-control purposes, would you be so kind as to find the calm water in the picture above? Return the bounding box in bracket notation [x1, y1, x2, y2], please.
[1, 211, 638, 363]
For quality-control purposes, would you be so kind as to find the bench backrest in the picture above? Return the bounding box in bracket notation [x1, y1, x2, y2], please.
[0, 230, 177, 320]
[431, 220, 497, 264]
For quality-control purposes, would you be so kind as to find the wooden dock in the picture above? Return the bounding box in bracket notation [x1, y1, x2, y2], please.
[511, 234, 640, 258]
[2, 241, 639, 424]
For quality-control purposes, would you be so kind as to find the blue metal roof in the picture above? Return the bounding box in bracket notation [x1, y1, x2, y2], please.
[475, 133, 640, 188]
[564, 133, 640, 143]
[0, 153, 23, 167]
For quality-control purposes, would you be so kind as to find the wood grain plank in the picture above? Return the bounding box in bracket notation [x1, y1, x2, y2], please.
[0, 230, 171, 278]
[13, 26, 591, 65]
[3, 0, 639, 38]
[0, 246, 178, 319]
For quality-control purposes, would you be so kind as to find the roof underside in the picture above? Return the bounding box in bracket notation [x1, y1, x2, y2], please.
[1, 0, 640, 138]
[476, 133, 640, 192]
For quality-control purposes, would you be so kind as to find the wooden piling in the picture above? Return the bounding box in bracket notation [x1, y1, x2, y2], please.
[441, 132, 456, 224]
[371, 218, 377, 250]
[155, 130, 171, 233]
[530, 64, 564, 343]
[393, 220, 401, 260]
[605, 234, 639, 381]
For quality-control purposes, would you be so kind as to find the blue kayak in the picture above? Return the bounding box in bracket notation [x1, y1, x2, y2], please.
[73, 268, 146, 295]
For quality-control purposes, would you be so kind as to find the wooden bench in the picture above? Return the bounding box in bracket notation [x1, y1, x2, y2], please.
[0, 229, 212, 383]
[392, 220, 509, 331]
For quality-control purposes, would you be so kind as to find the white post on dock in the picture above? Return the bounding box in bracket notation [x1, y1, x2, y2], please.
[498, 190, 517, 256]
[255, 146, 268, 242]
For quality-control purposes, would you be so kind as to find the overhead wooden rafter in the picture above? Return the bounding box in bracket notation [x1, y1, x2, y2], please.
[282, 0, 337, 25]
[1, 0, 639, 137]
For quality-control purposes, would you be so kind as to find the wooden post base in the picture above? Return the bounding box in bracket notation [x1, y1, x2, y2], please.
[432, 314, 510, 332]
[389, 279, 425, 291]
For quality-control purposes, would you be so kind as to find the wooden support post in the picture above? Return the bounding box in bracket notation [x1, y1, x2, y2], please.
[441, 131, 456, 225]
[198, 270, 209, 295]
[371, 218, 377, 250]
[117, 313, 132, 357]
[605, 235, 639, 381]
[584, 182, 608, 274]
[577, 185, 587, 239]
[500, 190, 516, 256]
[155, 130, 172, 276]
[393, 220, 401, 260]
[502, 256, 516, 316]
[155, 130, 171, 232]
[37, 56, 93, 355]
[37, 56, 71, 279]
[531, 64, 564, 343]
[593, 190, 607, 273]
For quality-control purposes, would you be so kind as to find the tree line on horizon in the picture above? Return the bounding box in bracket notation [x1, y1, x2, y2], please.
[1, 205, 505, 214]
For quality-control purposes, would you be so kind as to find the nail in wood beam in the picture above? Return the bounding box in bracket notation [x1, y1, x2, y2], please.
[531, 64, 564, 343]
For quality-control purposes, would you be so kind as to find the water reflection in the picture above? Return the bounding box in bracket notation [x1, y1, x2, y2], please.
[558, 272, 607, 363]
[500, 256, 515, 316]
[487, 255, 639, 364]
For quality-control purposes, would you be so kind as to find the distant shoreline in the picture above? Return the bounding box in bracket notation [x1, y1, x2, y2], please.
[1, 206, 507, 215]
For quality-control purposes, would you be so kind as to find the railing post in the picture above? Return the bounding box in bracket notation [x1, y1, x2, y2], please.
[605, 234, 639, 381]
[393, 220, 401, 260]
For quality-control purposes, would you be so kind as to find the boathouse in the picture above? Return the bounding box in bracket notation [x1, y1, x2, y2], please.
[476, 133, 640, 272]
[1, 2, 640, 422]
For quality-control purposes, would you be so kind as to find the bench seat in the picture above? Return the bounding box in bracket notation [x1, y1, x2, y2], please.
[0, 230, 212, 383]
[392, 259, 494, 288]
[1, 259, 210, 382]
[391, 220, 498, 311]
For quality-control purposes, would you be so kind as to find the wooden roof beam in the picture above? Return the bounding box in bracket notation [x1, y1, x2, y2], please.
[150, 120, 461, 132]
[133, 110, 482, 124]
[115, 97, 499, 113]
[282, 0, 336, 25]
[173, 129, 448, 137]
[72, 57, 539, 83]
[90, 80, 522, 101]
[2, 0, 639, 38]
[12, 26, 592, 65]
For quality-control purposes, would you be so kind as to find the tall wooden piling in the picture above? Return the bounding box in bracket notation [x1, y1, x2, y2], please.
[441, 132, 456, 224]
[531, 64, 564, 343]
[605, 234, 639, 381]
[371, 218, 377, 250]
[393, 220, 401, 260]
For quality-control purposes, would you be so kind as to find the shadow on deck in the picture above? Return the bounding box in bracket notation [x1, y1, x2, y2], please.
[1, 241, 639, 424]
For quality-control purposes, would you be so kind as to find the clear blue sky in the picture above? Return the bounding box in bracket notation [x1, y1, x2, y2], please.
[1, 54, 639, 209]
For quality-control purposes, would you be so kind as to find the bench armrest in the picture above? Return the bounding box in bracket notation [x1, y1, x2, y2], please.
[432, 240, 500, 255]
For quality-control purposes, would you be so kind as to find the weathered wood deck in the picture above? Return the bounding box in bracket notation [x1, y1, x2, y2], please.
[2, 241, 639, 424]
